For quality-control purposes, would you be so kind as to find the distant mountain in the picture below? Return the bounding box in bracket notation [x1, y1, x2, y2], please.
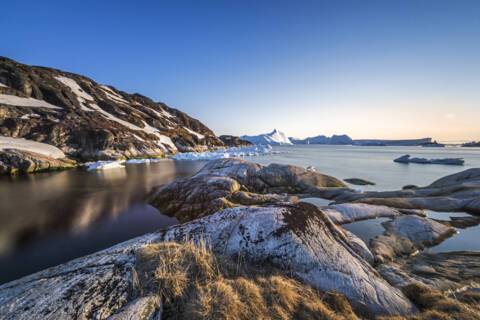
[241, 129, 292, 145]
[290, 134, 353, 145]
[0, 57, 230, 160]
[462, 141, 480, 147]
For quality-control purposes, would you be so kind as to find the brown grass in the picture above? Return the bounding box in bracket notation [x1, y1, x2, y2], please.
[135, 241, 358, 320]
[377, 283, 480, 320]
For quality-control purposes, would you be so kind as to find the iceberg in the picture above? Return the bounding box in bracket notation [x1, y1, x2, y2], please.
[241, 129, 292, 145]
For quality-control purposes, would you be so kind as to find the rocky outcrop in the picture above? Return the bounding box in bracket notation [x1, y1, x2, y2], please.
[218, 135, 252, 147]
[378, 251, 480, 292]
[0, 203, 417, 318]
[159, 203, 416, 316]
[370, 215, 455, 263]
[322, 168, 480, 215]
[344, 178, 375, 185]
[0, 56, 227, 161]
[322, 203, 420, 224]
[394, 154, 464, 166]
[0, 149, 76, 174]
[148, 158, 346, 222]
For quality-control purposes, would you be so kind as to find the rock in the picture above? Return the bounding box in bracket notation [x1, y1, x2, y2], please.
[378, 251, 480, 292]
[402, 185, 418, 190]
[148, 158, 346, 222]
[218, 135, 252, 147]
[340, 228, 375, 265]
[394, 154, 464, 166]
[159, 203, 416, 316]
[0, 203, 416, 318]
[344, 178, 375, 186]
[0, 56, 226, 161]
[324, 168, 480, 215]
[0, 149, 76, 174]
[0, 233, 162, 320]
[322, 203, 420, 225]
[371, 215, 456, 262]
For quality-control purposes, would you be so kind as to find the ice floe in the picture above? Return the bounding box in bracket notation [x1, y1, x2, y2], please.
[172, 145, 274, 160]
[86, 160, 125, 171]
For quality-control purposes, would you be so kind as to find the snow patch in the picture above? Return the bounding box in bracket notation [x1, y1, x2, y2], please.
[184, 127, 205, 140]
[0, 83, 8, 88]
[0, 94, 62, 109]
[55, 76, 95, 111]
[20, 113, 40, 120]
[0, 136, 65, 159]
[172, 145, 273, 161]
[101, 85, 129, 105]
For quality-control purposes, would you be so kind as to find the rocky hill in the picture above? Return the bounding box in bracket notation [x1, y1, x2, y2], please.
[0, 57, 225, 160]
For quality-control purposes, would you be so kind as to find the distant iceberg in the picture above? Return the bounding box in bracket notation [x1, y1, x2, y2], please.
[241, 129, 292, 145]
[394, 154, 464, 166]
[172, 145, 274, 160]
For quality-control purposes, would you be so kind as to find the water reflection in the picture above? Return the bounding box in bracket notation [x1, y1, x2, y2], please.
[0, 160, 206, 283]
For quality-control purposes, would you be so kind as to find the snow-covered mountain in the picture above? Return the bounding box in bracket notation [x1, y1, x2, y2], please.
[0, 57, 230, 160]
[241, 129, 293, 145]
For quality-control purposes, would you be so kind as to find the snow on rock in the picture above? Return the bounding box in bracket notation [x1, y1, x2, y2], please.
[241, 129, 293, 145]
[20, 113, 40, 120]
[184, 127, 205, 139]
[86, 160, 125, 171]
[100, 85, 129, 105]
[0, 94, 61, 109]
[0, 136, 65, 159]
[55, 75, 95, 111]
[171, 145, 273, 161]
[159, 203, 416, 316]
[0, 82, 7, 87]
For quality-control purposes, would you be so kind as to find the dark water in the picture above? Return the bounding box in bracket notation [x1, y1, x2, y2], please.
[0, 160, 206, 284]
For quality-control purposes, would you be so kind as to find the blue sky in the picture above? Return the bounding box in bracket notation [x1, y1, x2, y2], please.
[2, 0, 480, 140]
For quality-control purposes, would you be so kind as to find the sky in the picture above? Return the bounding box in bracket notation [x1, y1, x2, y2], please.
[2, 0, 480, 141]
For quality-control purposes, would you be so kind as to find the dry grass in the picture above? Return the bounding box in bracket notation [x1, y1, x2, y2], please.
[377, 283, 480, 320]
[135, 241, 358, 320]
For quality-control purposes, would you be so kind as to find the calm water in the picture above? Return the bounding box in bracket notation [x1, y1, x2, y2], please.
[0, 160, 206, 284]
[247, 145, 480, 190]
[0, 145, 479, 284]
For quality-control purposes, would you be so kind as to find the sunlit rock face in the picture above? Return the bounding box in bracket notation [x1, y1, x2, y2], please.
[0, 56, 226, 161]
[148, 158, 347, 222]
[0, 203, 416, 318]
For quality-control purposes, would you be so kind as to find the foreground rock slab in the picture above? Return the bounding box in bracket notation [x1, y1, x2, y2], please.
[159, 203, 416, 316]
[0, 203, 415, 318]
[149, 158, 347, 222]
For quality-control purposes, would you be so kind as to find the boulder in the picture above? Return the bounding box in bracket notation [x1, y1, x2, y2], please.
[149, 158, 346, 222]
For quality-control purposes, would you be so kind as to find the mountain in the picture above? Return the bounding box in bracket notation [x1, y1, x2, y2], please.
[241, 129, 292, 145]
[0, 57, 226, 161]
[290, 134, 353, 145]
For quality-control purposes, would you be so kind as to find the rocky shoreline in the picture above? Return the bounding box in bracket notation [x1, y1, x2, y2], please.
[1, 158, 479, 319]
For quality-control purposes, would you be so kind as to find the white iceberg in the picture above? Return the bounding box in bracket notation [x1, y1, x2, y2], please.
[241, 129, 293, 145]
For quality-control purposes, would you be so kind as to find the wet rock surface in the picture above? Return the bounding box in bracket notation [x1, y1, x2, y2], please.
[148, 158, 346, 222]
[0, 56, 228, 161]
[344, 178, 375, 185]
[322, 203, 421, 224]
